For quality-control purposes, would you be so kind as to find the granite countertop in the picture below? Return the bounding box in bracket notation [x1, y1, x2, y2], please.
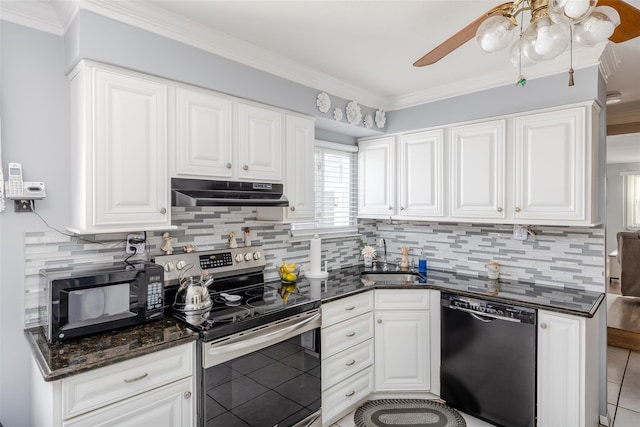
[27, 318, 198, 382]
[295, 265, 605, 318]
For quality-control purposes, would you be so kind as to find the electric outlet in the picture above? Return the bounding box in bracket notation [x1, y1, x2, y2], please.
[513, 225, 528, 241]
[126, 234, 146, 254]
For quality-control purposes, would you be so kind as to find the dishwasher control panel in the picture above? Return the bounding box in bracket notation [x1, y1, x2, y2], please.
[442, 293, 536, 324]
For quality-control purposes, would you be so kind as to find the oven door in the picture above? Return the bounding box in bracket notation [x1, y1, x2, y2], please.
[200, 310, 322, 427]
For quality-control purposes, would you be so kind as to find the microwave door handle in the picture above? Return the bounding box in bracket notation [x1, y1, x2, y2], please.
[207, 312, 320, 357]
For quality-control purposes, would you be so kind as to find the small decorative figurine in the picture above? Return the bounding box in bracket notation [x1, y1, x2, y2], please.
[400, 246, 410, 271]
[183, 244, 196, 253]
[160, 232, 173, 255]
[229, 231, 238, 249]
[244, 227, 251, 247]
[486, 260, 500, 279]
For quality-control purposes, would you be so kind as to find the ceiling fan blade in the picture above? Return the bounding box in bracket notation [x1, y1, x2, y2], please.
[413, 2, 514, 67]
[599, 0, 640, 43]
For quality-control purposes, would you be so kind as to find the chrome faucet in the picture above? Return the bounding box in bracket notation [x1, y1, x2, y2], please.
[378, 238, 389, 271]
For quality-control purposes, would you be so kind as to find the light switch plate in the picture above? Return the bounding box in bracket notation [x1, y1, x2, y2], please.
[513, 225, 528, 241]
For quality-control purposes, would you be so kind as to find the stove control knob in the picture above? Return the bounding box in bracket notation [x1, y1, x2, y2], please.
[253, 251, 262, 260]
[235, 254, 244, 263]
[163, 262, 174, 272]
[176, 260, 187, 270]
[244, 252, 253, 261]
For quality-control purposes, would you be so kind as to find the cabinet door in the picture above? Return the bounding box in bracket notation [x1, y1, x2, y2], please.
[399, 130, 444, 218]
[285, 115, 315, 219]
[358, 137, 395, 217]
[513, 108, 586, 222]
[450, 121, 505, 219]
[237, 103, 283, 181]
[375, 310, 430, 391]
[93, 68, 169, 229]
[63, 378, 193, 427]
[537, 310, 582, 427]
[175, 88, 233, 178]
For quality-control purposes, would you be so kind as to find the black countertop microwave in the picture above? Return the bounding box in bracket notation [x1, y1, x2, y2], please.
[39, 261, 164, 343]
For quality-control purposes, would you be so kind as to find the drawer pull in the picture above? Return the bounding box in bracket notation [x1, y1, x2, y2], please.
[184, 391, 192, 399]
[124, 372, 148, 383]
[345, 306, 356, 311]
[540, 323, 548, 329]
[345, 390, 356, 397]
[346, 332, 356, 337]
[345, 359, 356, 366]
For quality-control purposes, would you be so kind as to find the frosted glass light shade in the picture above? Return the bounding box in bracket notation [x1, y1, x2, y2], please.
[510, 39, 537, 68]
[476, 15, 516, 54]
[548, 0, 597, 25]
[574, 6, 620, 46]
[521, 16, 570, 62]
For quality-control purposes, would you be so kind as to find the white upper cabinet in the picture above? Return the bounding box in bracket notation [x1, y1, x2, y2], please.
[399, 130, 444, 218]
[358, 137, 396, 217]
[237, 102, 283, 182]
[513, 106, 597, 224]
[175, 87, 233, 178]
[450, 120, 505, 220]
[69, 61, 171, 234]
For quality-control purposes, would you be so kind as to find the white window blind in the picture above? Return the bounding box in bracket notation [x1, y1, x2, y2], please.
[292, 141, 358, 235]
[623, 171, 640, 229]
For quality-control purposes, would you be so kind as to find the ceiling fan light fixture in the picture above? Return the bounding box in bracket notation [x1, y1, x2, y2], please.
[476, 15, 516, 54]
[548, 0, 597, 24]
[521, 16, 570, 61]
[510, 38, 537, 68]
[574, 5, 620, 46]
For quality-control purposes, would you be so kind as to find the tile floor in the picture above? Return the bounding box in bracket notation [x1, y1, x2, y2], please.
[330, 346, 640, 427]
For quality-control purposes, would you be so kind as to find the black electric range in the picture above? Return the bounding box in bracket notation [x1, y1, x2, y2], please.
[154, 247, 320, 342]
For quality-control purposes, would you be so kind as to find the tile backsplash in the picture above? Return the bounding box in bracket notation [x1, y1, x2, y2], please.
[23, 208, 604, 327]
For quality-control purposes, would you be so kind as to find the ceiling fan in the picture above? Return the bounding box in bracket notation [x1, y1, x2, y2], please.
[413, 0, 640, 69]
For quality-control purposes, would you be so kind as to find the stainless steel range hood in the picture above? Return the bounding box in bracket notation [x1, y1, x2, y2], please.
[171, 178, 289, 207]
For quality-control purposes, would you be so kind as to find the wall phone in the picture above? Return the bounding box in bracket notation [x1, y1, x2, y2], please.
[4, 162, 46, 200]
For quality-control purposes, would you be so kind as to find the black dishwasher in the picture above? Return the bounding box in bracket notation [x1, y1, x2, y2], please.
[440, 292, 536, 427]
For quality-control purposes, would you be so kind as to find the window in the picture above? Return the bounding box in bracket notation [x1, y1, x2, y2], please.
[292, 140, 358, 235]
[623, 172, 640, 229]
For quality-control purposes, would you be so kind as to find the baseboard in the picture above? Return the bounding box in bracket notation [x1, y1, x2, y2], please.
[600, 413, 610, 426]
[607, 327, 640, 351]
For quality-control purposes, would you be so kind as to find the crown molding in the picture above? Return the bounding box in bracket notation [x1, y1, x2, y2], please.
[0, 0, 64, 35]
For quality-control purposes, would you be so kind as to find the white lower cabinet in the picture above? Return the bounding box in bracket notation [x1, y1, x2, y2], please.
[321, 293, 375, 426]
[31, 343, 195, 427]
[537, 309, 600, 427]
[374, 289, 437, 392]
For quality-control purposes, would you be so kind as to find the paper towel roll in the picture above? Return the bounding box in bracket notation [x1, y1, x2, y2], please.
[310, 235, 321, 274]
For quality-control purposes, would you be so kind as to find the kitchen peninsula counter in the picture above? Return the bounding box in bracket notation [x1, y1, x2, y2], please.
[293, 265, 604, 318]
[27, 318, 198, 382]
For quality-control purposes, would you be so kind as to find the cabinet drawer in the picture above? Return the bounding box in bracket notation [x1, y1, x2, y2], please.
[322, 292, 373, 327]
[322, 366, 374, 426]
[321, 312, 374, 358]
[375, 289, 430, 310]
[322, 339, 374, 391]
[62, 343, 193, 419]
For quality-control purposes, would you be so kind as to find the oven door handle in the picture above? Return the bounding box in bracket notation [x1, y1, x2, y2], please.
[207, 311, 321, 357]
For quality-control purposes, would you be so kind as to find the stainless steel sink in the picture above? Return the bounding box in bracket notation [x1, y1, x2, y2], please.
[360, 272, 426, 283]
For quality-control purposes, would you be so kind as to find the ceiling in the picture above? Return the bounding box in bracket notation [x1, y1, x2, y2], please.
[2, 0, 639, 113]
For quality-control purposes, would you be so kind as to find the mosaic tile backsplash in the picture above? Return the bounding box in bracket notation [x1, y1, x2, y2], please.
[23, 207, 604, 327]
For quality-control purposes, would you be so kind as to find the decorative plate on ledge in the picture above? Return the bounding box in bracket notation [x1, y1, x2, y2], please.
[346, 101, 362, 125]
[333, 107, 343, 121]
[375, 109, 386, 128]
[316, 92, 331, 113]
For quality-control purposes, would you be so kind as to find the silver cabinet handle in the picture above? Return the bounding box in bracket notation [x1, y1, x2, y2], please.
[345, 306, 355, 311]
[184, 391, 192, 399]
[243, 164, 249, 170]
[124, 372, 148, 383]
[160, 207, 167, 214]
[389, 206, 393, 210]
[497, 207, 503, 213]
[226, 163, 232, 169]
[290, 206, 296, 211]
[540, 323, 547, 329]
[345, 390, 355, 397]
[346, 332, 356, 337]
[515, 207, 521, 212]
[400, 206, 406, 211]
[345, 360, 356, 366]
[377, 319, 382, 324]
